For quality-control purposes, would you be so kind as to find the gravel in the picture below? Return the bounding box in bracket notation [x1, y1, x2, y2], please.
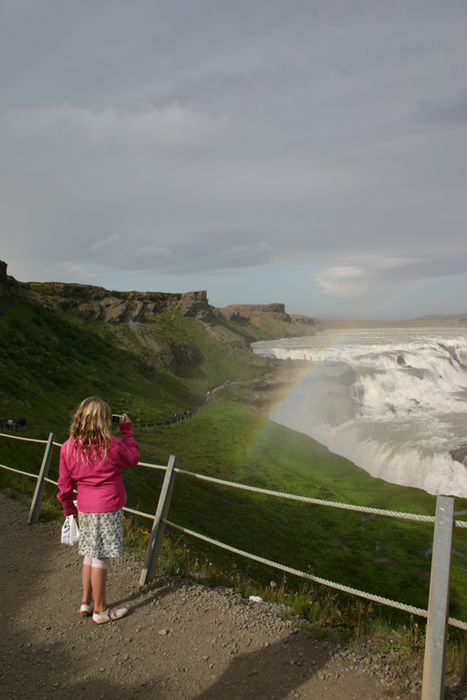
[0, 493, 462, 699]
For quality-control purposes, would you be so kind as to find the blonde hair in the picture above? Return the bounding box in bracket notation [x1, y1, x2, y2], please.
[69, 396, 112, 462]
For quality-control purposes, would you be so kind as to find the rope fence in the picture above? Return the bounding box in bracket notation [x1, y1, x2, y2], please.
[1, 433, 466, 640]
[0, 463, 40, 480]
[3, 432, 466, 529]
[174, 468, 467, 529]
[136, 461, 167, 471]
[163, 518, 467, 631]
[0, 431, 48, 444]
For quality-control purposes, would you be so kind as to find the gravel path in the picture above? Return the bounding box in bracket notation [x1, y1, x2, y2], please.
[0, 493, 429, 699]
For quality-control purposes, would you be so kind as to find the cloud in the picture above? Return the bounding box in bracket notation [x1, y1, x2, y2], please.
[90, 235, 121, 253]
[218, 241, 275, 264]
[2, 103, 226, 152]
[315, 266, 368, 298]
[1, 1, 467, 315]
[315, 255, 467, 299]
[89, 236, 173, 269]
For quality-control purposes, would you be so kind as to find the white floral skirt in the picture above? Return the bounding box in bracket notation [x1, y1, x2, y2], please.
[78, 509, 124, 558]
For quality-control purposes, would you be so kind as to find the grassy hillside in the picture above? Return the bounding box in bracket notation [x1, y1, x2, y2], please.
[0, 277, 466, 628]
[0, 288, 270, 428]
[2, 397, 466, 623]
[0, 296, 194, 427]
[111, 311, 270, 394]
[129, 400, 467, 620]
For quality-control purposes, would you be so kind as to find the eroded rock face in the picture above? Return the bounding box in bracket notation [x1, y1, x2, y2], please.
[0, 260, 9, 300]
[222, 303, 287, 314]
[157, 342, 204, 373]
[220, 303, 290, 323]
[290, 314, 316, 326]
[28, 282, 215, 324]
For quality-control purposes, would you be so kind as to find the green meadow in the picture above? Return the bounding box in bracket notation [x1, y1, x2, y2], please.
[0, 284, 466, 630]
[128, 399, 467, 620]
[1, 398, 466, 623]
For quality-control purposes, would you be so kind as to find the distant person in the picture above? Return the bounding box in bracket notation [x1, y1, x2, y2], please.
[57, 396, 139, 624]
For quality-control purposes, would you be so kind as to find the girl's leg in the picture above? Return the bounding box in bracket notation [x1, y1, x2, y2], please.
[91, 558, 108, 612]
[81, 555, 92, 604]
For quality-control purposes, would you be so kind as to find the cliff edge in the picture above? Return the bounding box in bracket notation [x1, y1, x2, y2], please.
[0, 260, 316, 342]
[26, 281, 216, 324]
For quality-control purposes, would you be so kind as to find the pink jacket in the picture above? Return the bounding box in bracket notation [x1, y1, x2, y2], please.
[57, 422, 140, 516]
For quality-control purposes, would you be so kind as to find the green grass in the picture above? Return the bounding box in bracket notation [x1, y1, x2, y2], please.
[0, 392, 467, 619]
[130, 311, 271, 391]
[3, 396, 464, 623]
[2, 477, 465, 687]
[0, 291, 272, 431]
[128, 400, 467, 621]
[0, 297, 197, 428]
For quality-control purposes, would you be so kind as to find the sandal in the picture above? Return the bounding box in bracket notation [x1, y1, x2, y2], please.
[79, 602, 94, 616]
[92, 607, 128, 624]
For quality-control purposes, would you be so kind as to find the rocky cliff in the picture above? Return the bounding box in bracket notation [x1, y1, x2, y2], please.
[220, 303, 289, 321]
[0, 261, 15, 305]
[0, 260, 316, 347]
[0, 261, 7, 296]
[218, 303, 315, 335]
[26, 281, 216, 324]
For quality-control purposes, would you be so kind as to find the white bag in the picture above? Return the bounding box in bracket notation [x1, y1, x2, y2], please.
[61, 514, 80, 545]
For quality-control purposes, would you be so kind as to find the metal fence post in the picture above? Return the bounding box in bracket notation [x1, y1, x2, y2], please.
[139, 454, 177, 587]
[421, 495, 455, 700]
[28, 432, 54, 524]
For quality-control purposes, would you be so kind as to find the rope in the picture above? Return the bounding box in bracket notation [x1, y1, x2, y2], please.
[446, 617, 467, 631]
[0, 463, 39, 479]
[1, 434, 464, 527]
[0, 444, 465, 627]
[174, 468, 467, 528]
[1, 456, 466, 528]
[164, 519, 467, 631]
[0, 432, 48, 444]
[137, 461, 167, 471]
[123, 505, 154, 520]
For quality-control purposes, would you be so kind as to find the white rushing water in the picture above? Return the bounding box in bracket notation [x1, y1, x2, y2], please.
[252, 327, 467, 497]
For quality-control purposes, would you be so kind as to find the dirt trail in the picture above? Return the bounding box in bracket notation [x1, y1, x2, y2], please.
[0, 493, 420, 699]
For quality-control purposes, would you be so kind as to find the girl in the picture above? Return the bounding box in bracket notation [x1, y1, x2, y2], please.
[57, 396, 140, 624]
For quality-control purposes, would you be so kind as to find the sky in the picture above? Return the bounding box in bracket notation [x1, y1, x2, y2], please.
[1, 1, 466, 319]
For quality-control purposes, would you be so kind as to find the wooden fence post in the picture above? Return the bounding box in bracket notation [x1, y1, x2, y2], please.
[139, 454, 177, 587]
[421, 495, 455, 700]
[28, 432, 54, 524]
